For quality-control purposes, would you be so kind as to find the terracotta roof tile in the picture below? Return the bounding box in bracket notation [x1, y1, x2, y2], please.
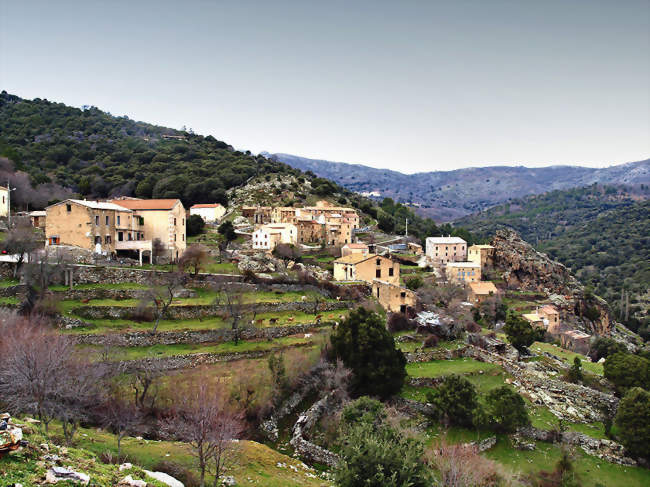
[111, 199, 180, 210]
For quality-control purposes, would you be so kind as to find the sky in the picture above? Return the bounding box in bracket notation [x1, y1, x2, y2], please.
[1, 0, 649, 173]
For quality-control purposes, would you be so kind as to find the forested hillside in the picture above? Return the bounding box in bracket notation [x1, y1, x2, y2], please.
[456, 185, 650, 336]
[0, 91, 342, 209]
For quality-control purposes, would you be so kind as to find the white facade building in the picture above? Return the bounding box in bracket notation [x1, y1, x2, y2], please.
[189, 203, 226, 223]
[425, 236, 467, 263]
[0, 186, 9, 217]
[252, 223, 297, 250]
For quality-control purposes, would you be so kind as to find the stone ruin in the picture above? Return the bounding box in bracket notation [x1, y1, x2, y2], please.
[0, 413, 23, 457]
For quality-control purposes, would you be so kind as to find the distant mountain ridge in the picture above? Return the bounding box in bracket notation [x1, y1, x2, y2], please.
[262, 152, 650, 221]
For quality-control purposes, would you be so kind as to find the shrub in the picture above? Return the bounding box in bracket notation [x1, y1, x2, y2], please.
[405, 275, 424, 290]
[426, 375, 478, 427]
[340, 396, 386, 428]
[186, 214, 205, 237]
[484, 386, 530, 433]
[335, 421, 431, 487]
[329, 307, 407, 399]
[423, 335, 439, 348]
[387, 312, 414, 332]
[153, 460, 200, 487]
[588, 337, 627, 362]
[615, 387, 650, 460]
[503, 311, 544, 352]
[566, 357, 583, 383]
[604, 352, 649, 393]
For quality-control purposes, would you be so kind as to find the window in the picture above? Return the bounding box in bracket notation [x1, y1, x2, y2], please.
[376, 287, 380, 298]
[94, 236, 101, 244]
[174, 234, 177, 241]
[139, 217, 144, 225]
[49, 236, 60, 245]
[105, 235, 111, 244]
[174, 218, 177, 225]
[182, 234, 185, 241]
[400, 291, 406, 298]
[400, 305, 407, 313]
[105, 216, 109, 225]
[182, 218, 185, 225]
[376, 269, 381, 278]
[118, 232, 123, 242]
[128, 233, 132, 241]
[389, 268, 394, 276]
[117, 215, 121, 226]
[376, 259, 381, 266]
[66, 204, 71, 212]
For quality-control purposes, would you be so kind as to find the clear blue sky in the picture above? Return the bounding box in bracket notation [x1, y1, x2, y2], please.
[1, 0, 648, 173]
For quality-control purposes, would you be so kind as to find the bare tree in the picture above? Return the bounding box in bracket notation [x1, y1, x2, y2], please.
[0, 221, 40, 277]
[129, 362, 163, 411]
[152, 238, 166, 264]
[20, 247, 72, 315]
[139, 271, 187, 333]
[213, 284, 248, 345]
[179, 244, 210, 277]
[0, 312, 98, 439]
[99, 395, 143, 460]
[160, 383, 244, 487]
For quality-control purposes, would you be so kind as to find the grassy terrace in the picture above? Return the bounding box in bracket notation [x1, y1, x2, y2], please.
[406, 358, 500, 378]
[63, 309, 348, 334]
[78, 334, 322, 361]
[530, 341, 603, 375]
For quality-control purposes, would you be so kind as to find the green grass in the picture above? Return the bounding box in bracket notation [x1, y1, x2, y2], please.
[406, 358, 499, 378]
[50, 282, 148, 291]
[0, 296, 19, 305]
[0, 278, 19, 287]
[63, 310, 346, 334]
[397, 339, 465, 353]
[531, 341, 603, 375]
[78, 335, 319, 361]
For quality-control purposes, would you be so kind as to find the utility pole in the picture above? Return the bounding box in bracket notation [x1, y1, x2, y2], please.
[6, 179, 16, 227]
[405, 218, 408, 238]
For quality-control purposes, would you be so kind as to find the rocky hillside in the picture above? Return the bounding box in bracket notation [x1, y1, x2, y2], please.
[264, 152, 650, 221]
[491, 230, 613, 337]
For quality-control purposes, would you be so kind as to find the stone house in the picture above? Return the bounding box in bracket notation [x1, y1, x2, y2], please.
[0, 186, 8, 217]
[111, 198, 186, 261]
[341, 243, 369, 257]
[425, 236, 467, 263]
[522, 311, 544, 328]
[561, 330, 591, 355]
[467, 244, 495, 268]
[539, 305, 561, 334]
[446, 261, 481, 283]
[242, 206, 272, 224]
[372, 279, 417, 313]
[333, 254, 400, 285]
[189, 203, 226, 223]
[45, 199, 152, 263]
[467, 281, 498, 304]
[252, 223, 297, 250]
[29, 210, 46, 228]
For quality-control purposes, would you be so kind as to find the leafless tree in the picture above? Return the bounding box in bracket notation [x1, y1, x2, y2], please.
[129, 362, 163, 411]
[99, 395, 143, 460]
[152, 238, 166, 264]
[160, 383, 244, 487]
[179, 244, 210, 277]
[273, 243, 301, 262]
[139, 271, 187, 333]
[0, 157, 72, 210]
[0, 221, 40, 277]
[0, 312, 100, 441]
[418, 282, 465, 309]
[213, 284, 248, 345]
[20, 247, 72, 315]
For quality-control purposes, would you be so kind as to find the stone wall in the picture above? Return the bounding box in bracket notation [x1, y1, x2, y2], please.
[404, 346, 468, 363]
[73, 300, 352, 321]
[290, 392, 341, 467]
[71, 322, 330, 347]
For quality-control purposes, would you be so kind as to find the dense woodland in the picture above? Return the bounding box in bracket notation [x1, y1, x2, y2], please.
[456, 186, 650, 336]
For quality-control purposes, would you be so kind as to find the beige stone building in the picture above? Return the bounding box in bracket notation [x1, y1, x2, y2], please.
[45, 199, 152, 263]
[425, 237, 467, 263]
[467, 281, 498, 304]
[29, 210, 46, 228]
[111, 198, 186, 261]
[333, 254, 400, 285]
[242, 206, 272, 224]
[561, 330, 591, 355]
[468, 244, 495, 268]
[252, 223, 298, 250]
[446, 261, 481, 283]
[372, 280, 417, 313]
[341, 243, 369, 257]
[522, 311, 544, 328]
[539, 305, 561, 334]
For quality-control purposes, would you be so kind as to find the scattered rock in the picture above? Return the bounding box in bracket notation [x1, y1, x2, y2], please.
[118, 475, 147, 487]
[119, 463, 134, 471]
[219, 475, 237, 486]
[45, 466, 90, 485]
[143, 470, 184, 487]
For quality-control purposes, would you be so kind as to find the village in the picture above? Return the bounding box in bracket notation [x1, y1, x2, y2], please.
[0, 180, 646, 486]
[1, 186, 594, 357]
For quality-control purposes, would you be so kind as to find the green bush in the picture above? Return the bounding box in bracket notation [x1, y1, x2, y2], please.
[186, 214, 205, 237]
[426, 374, 478, 427]
[604, 352, 649, 393]
[484, 386, 530, 433]
[329, 307, 406, 399]
[615, 387, 650, 460]
[503, 311, 544, 352]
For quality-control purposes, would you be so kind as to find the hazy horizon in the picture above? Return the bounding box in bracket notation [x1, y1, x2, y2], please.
[1, 0, 649, 172]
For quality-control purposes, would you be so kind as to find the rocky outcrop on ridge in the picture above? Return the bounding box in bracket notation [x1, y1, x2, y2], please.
[491, 230, 612, 335]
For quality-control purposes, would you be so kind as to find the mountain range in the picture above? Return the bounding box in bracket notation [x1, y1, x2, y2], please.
[263, 152, 650, 221]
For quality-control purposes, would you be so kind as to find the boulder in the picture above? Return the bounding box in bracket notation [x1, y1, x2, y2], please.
[45, 466, 90, 485]
[118, 476, 147, 487]
[143, 470, 184, 487]
[0, 414, 23, 456]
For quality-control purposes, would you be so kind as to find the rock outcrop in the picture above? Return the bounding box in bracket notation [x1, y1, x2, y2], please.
[491, 230, 612, 335]
[0, 413, 23, 457]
